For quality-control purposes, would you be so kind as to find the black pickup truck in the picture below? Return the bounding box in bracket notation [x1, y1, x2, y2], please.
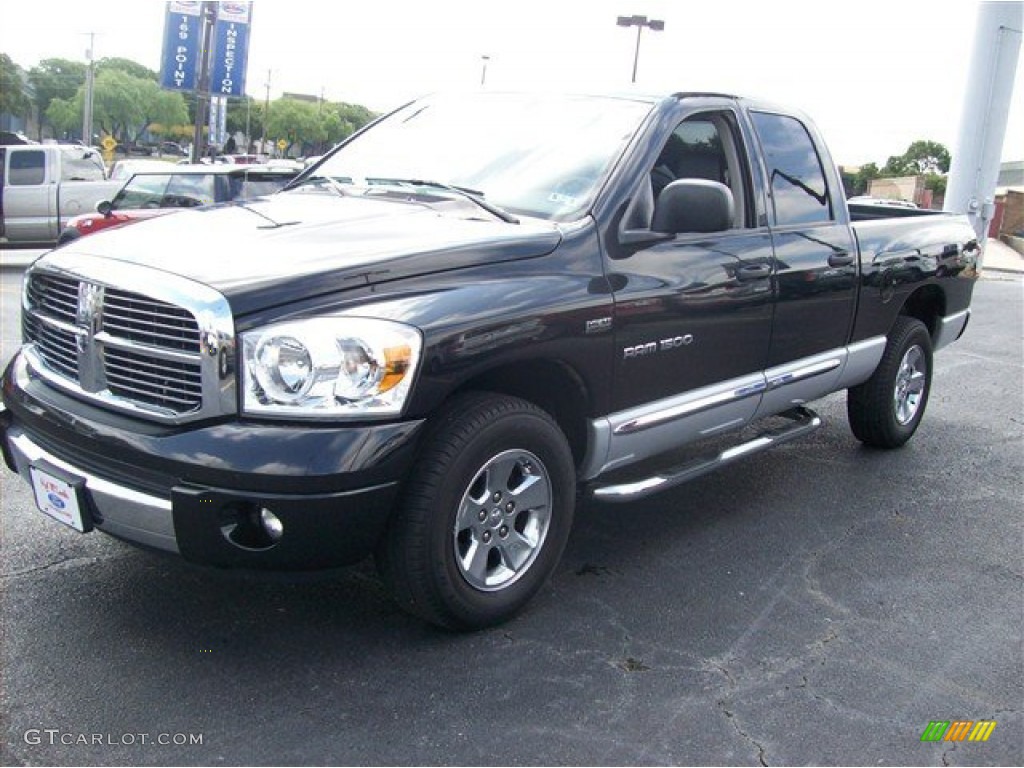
[0, 91, 978, 629]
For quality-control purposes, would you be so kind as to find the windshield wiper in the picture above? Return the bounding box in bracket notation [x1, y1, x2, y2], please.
[282, 175, 349, 197]
[368, 177, 520, 224]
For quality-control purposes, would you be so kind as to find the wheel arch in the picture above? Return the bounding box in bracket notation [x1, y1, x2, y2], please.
[449, 359, 591, 470]
[897, 284, 946, 341]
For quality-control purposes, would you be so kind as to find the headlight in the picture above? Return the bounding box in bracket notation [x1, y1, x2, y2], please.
[242, 318, 422, 418]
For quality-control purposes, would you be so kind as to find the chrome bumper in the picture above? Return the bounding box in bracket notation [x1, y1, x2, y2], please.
[5, 426, 179, 553]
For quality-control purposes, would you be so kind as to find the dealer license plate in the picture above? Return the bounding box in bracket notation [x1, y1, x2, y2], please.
[29, 464, 92, 533]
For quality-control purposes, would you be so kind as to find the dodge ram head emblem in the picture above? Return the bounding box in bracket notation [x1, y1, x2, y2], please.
[76, 282, 103, 335]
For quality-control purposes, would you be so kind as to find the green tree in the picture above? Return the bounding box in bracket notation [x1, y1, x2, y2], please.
[46, 69, 187, 145]
[923, 173, 947, 198]
[44, 97, 79, 137]
[265, 98, 323, 155]
[852, 162, 880, 196]
[882, 140, 951, 177]
[95, 70, 186, 141]
[143, 88, 190, 140]
[310, 101, 378, 153]
[319, 110, 344, 151]
[28, 58, 85, 139]
[91, 69, 149, 139]
[224, 95, 263, 151]
[335, 102, 376, 131]
[95, 57, 158, 82]
[0, 53, 30, 119]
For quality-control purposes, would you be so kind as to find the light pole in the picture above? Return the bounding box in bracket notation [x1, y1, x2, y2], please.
[260, 69, 271, 157]
[480, 55, 490, 86]
[190, 1, 217, 162]
[616, 14, 665, 83]
[81, 32, 96, 145]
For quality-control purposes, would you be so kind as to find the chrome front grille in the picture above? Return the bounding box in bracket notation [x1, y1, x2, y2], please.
[103, 288, 201, 352]
[103, 346, 204, 410]
[26, 272, 79, 325]
[23, 314, 78, 380]
[22, 315, 78, 382]
[20, 256, 236, 424]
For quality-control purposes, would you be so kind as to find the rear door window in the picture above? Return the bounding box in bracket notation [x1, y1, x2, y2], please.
[750, 112, 832, 226]
[9, 150, 46, 185]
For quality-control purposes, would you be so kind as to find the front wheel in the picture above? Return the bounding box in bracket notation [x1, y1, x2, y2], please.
[376, 392, 576, 630]
[847, 316, 933, 448]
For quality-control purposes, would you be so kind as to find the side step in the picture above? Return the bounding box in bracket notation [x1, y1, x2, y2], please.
[590, 406, 822, 502]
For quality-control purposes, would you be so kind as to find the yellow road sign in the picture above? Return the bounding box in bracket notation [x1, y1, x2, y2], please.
[101, 136, 117, 151]
[277, 139, 288, 151]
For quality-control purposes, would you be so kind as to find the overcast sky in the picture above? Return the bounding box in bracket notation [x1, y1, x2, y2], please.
[1, 0, 1021, 166]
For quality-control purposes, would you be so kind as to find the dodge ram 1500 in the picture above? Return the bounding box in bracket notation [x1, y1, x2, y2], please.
[0, 91, 978, 629]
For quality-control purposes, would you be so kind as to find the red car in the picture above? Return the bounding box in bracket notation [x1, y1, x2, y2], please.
[58, 164, 298, 245]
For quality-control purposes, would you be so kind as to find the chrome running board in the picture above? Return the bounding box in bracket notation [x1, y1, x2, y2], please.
[590, 407, 822, 502]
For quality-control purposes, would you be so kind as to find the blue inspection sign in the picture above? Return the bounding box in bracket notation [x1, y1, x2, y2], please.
[210, 2, 252, 97]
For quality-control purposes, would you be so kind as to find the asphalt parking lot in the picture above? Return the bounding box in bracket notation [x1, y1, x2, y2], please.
[0, 263, 1021, 767]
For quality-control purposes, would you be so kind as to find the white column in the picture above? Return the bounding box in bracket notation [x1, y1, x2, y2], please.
[944, 1, 1023, 262]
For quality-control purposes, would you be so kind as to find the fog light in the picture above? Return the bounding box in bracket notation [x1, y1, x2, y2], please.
[220, 502, 284, 551]
[259, 507, 284, 542]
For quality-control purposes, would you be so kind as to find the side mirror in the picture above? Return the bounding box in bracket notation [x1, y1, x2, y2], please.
[651, 179, 734, 234]
[96, 200, 113, 217]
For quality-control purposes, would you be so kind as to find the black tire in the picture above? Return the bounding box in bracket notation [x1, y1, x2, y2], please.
[847, 316, 933, 448]
[376, 392, 576, 630]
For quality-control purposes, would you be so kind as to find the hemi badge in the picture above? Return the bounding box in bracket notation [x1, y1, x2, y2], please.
[586, 317, 612, 334]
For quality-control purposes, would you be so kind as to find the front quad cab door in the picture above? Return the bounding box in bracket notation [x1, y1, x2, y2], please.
[598, 106, 776, 475]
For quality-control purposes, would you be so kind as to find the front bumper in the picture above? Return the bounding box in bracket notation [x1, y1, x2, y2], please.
[1, 351, 423, 569]
[6, 425, 177, 552]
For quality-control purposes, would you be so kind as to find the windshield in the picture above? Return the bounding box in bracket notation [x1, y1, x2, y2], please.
[312, 92, 653, 221]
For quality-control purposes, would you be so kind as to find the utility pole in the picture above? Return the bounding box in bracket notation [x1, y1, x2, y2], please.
[190, 1, 217, 162]
[480, 55, 490, 86]
[81, 32, 96, 145]
[260, 69, 271, 157]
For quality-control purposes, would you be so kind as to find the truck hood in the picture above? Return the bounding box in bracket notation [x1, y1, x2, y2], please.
[51, 191, 562, 316]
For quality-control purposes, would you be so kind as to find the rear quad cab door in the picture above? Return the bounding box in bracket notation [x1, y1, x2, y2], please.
[748, 110, 858, 367]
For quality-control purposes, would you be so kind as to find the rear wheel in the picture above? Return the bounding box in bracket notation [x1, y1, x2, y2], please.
[847, 316, 933, 448]
[376, 392, 575, 630]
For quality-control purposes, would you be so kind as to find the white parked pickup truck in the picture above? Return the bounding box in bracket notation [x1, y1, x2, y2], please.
[0, 144, 124, 245]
